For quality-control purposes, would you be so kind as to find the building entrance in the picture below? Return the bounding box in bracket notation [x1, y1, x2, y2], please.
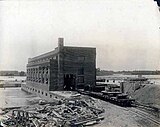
[64, 74, 76, 90]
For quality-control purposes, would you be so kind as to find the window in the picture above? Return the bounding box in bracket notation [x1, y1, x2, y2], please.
[46, 78, 48, 84]
[36, 78, 38, 82]
[39, 78, 41, 83]
[42, 67, 45, 74]
[39, 67, 41, 73]
[78, 67, 84, 75]
[42, 78, 44, 83]
[46, 93, 48, 96]
[46, 67, 48, 74]
[78, 76, 84, 83]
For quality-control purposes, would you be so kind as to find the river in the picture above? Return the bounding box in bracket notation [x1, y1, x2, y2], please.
[0, 76, 26, 81]
[97, 74, 160, 85]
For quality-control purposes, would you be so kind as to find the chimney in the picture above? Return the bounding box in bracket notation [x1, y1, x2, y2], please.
[58, 38, 64, 51]
[58, 38, 64, 48]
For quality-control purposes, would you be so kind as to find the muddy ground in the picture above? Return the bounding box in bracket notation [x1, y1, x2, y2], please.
[0, 88, 159, 127]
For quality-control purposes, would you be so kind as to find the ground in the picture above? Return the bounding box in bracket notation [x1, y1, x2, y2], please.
[97, 101, 160, 127]
[0, 88, 160, 127]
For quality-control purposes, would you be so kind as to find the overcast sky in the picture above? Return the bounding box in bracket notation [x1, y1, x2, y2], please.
[0, 0, 160, 71]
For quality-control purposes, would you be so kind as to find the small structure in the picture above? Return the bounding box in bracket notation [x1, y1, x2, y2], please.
[22, 38, 96, 94]
[121, 75, 149, 94]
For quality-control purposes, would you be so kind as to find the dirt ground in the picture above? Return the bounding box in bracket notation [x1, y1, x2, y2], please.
[95, 100, 159, 127]
[0, 88, 159, 127]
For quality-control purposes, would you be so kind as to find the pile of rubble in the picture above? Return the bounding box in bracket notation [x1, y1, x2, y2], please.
[0, 92, 104, 127]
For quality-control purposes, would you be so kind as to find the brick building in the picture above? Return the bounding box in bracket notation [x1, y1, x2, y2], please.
[23, 38, 96, 93]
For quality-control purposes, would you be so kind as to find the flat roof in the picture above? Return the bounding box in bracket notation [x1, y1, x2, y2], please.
[28, 48, 58, 62]
[65, 46, 96, 49]
[28, 45, 96, 63]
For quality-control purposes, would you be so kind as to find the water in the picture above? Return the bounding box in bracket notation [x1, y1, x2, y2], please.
[0, 76, 26, 81]
[97, 74, 160, 85]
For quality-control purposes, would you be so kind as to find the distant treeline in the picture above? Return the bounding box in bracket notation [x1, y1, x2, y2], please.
[96, 68, 160, 76]
[127, 70, 160, 75]
[0, 71, 26, 76]
[96, 68, 114, 76]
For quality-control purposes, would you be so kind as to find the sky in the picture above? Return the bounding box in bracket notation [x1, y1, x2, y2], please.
[0, 0, 160, 71]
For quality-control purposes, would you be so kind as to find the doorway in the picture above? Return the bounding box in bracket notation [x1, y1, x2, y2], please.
[64, 74, 76, 90]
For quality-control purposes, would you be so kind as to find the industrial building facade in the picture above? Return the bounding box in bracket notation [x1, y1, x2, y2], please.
[23, 38, 96, 92]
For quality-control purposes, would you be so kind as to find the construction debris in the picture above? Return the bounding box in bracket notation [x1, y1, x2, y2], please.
[0, 92, 104, 127]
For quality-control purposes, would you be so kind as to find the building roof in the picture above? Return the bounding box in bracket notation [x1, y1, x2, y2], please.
[28, 48, 58, 63]
[28, 45, 96, 63]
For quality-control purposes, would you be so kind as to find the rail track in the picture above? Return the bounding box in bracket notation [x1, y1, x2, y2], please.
[77, 90, 135, 107]
[127, 107, 160, 126]
[77, 90, 160, 126]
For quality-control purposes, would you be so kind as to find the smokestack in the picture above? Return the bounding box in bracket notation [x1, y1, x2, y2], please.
[58, 38, 64, 46]
[58, 38, 64, 51]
